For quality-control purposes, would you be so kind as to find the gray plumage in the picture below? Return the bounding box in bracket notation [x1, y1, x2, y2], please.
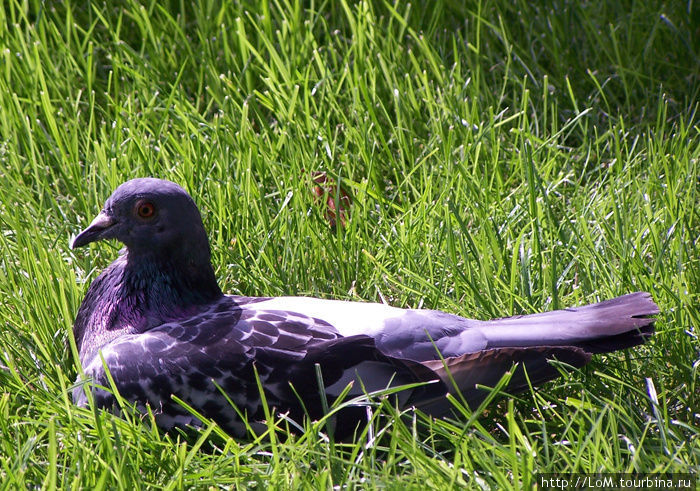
[70, 178, 659, 437]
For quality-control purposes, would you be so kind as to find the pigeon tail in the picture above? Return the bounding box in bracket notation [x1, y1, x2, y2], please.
[414, 292, 659, 413]
[477, 292, 658, 353]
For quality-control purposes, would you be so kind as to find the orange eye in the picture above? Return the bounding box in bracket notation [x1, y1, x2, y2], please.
[136, 201, 155, 218]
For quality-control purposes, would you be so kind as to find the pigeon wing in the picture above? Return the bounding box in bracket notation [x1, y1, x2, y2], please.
[419, 346, 591, 415]
[75, 305, 444, 436]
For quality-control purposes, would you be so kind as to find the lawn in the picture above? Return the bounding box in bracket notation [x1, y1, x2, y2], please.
[0, 0, 698, 488]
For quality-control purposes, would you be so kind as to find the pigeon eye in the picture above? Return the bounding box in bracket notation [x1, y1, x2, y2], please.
[136, 201, 156, 219]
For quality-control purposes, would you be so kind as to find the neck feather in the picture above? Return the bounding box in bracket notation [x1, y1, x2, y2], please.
[73, 248, 222, 364]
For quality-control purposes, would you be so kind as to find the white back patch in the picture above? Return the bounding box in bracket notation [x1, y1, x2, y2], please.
[246, 296, 405, 337]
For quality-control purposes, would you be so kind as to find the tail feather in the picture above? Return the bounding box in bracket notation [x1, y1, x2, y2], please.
[576, 322, 654, 353]
[413, 292, 659, 414]
[479, 292, 658, 351]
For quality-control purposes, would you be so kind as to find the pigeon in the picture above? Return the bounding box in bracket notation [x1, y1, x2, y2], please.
[70, 178, 659, 437]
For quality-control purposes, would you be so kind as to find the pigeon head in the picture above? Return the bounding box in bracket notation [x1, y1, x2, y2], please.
[71, 178, 223, 363]
[71, 178, 207, 257]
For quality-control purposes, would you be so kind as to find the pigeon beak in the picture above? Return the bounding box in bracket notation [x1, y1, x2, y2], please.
[71, 212, 116, 249]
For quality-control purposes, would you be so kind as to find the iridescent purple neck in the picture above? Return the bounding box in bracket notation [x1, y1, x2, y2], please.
[73, 250, 222, 364]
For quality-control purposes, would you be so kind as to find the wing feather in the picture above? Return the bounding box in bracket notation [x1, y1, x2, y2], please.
[75, 305, 443, 437]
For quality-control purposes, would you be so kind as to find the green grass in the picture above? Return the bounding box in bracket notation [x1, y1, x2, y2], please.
[0, 0, 698, 487]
